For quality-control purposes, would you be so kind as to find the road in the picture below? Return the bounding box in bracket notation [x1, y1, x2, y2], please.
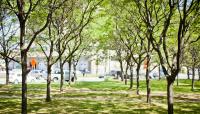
[77, 77, 105, 82]
[0, 76, 105, 84]
[0, 73, 199, 84]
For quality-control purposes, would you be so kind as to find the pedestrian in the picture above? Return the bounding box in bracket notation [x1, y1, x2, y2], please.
[82, 68, 86, 77]
[31, 58, 37, 70]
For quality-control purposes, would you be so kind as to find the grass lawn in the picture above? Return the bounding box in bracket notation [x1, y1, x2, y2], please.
[0, 78, 200, 114]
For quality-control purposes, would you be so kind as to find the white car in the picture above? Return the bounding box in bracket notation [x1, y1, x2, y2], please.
[149, 71, 165, 79]
[9, 71, 37, 84]
[29, 70, 43, 79]
[51, 70, 75, 82]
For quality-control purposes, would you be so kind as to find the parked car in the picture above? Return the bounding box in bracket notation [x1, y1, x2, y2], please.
[28, 70, 43, 79]
[109, 70, 121, 76]
[64, 70, 76, 82]
[98, 75, 104, 79]
[149, 71, 165, 79]
[9, 71, 37, 84]
[51, 70, 75, 82]
[110, 70, 116, 76]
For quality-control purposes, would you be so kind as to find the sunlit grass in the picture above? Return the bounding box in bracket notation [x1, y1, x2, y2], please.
[72, 79, 200, 93]
[0, 79, 199, 113]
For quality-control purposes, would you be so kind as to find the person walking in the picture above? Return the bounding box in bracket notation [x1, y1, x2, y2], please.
[82, 68, 86, 77]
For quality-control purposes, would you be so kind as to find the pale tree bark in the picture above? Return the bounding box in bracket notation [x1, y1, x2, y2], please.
[124, 59, 129, 85]
[167, 76, 175, 114]
[73, 60, 77, 80]
[129, 64, 134, 89]
[198, 68, 200, 81]
[187, 67, 190, 79]
[123, 50, 131, 85]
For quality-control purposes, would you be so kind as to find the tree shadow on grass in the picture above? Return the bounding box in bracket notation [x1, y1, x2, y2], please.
[150, 95, 200, 114]
[0, 97, 167, 114]
[175, 102, 200, 114]
[0, 98, 21, 114]
[192, 88, 200, 92]
[0, 94, 199, 114]
[27, 99, 168, 114]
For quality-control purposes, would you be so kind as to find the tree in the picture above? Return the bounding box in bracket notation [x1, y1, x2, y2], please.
[115, 23, 146, 92]
[110, 34, 127, 81]
[72, 45, 87, 80]
[4, 0, 58, 113]
[52, 0, 81, 90]
[54, 0, 103, 89]
[0, 2, 19, 85]
[188, 41, 200, 91]
[37, 22, 61, 102]
[134, 0, 200, 113]
[114, 12, 146, 94]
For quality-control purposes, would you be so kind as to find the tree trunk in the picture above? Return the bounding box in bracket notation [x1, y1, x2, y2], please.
[20, 18, 27, 114]
[60, 59, 64, 92]
[5, 58, 9, 85]
[136, 65, 140, 95]
[129, 65, 133, 89]
[198, 68, 200, 81]
[145, 56, 151, 103]
[191, 66, 195, 91]
[21, 51, 28, 114]
[125, 63, 128, 85]
[68, 59, 72, 85]
[73, 62, 77, 81]
[119, 60, 124, 81]
[158, 65, 161, 80]
[167, 77, 175, 114]
[187, 67, 190, 79]
[46, 64, 52, 102]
